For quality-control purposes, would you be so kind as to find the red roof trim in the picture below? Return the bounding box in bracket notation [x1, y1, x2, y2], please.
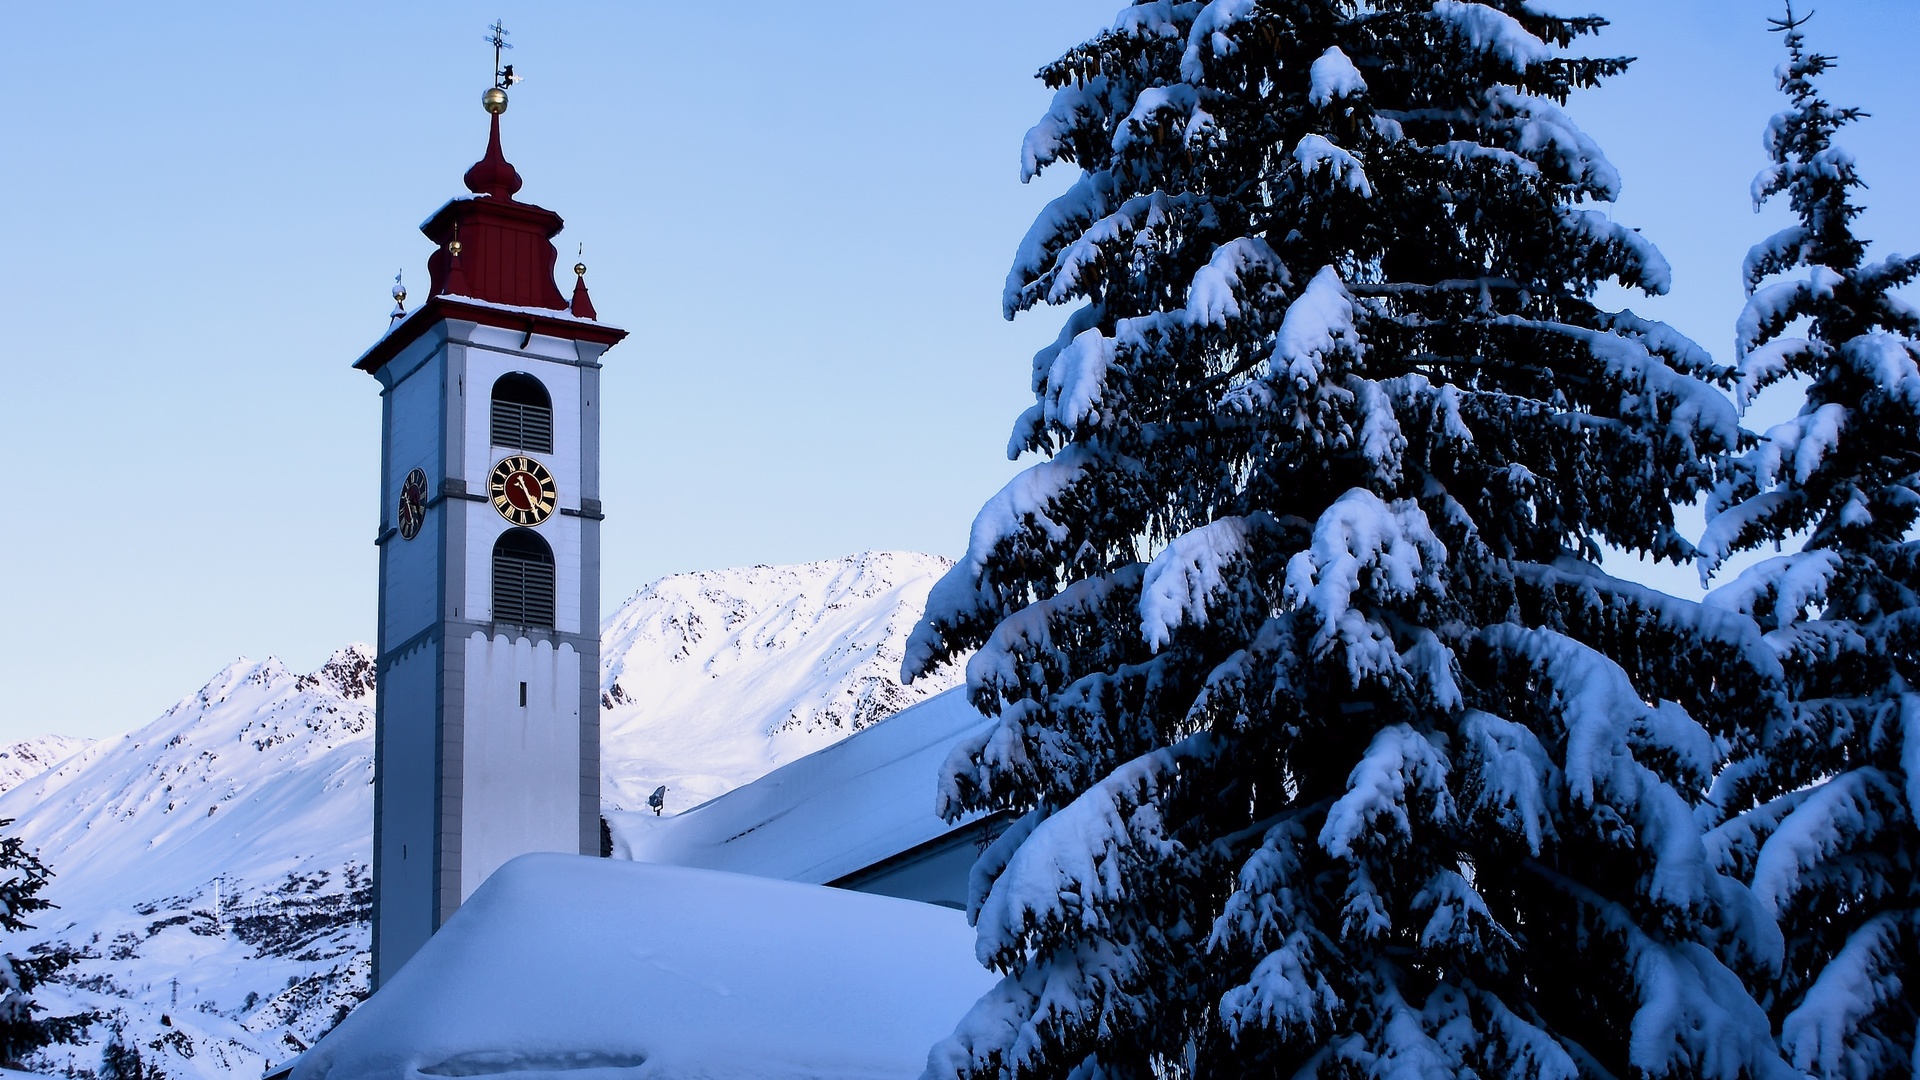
[353, 295, 628, 374]
[421, 195, 562, 240]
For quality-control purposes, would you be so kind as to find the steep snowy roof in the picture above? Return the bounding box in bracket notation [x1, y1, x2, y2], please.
[612, 687, 991, 886]
[294, 855, 993, 1080]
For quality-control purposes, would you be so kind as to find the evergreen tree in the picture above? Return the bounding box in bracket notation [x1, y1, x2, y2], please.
[99, 1024, 146, 1080]
[904, 3, 1792, 1077]
[1697, 7, 1920, 1076]
[0, 821, 90, 1066]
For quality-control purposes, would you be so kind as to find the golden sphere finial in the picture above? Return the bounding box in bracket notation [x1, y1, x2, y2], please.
[482, 86, 509, 114]
[574, 262, 587, 277]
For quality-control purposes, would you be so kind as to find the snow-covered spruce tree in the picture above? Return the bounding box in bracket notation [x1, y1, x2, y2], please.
[0, 822, 90, 1065]
[99, 1024, 146, 1080]
[903, 3, 1794, 1078]
[1697, 9, 1920, 1076]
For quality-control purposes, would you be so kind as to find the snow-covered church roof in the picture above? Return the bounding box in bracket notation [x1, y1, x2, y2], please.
[293, 854, 994, 1080]
[611, 687, 994, 889]
[297, 690, 1000, 1078]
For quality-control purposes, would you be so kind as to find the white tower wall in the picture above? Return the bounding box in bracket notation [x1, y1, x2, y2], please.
[459, 633, 582, 900]
[368, 315, 612, 987]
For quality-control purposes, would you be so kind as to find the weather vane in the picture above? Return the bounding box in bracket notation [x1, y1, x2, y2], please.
[486, 20, 522, 91]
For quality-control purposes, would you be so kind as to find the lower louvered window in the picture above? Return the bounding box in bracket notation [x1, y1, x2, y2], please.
[492, 529, 556, 628]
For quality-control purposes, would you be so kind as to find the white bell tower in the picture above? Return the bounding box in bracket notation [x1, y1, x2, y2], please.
[355, 62, 626, 987]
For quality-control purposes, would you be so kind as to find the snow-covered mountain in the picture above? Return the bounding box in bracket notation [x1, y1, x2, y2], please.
[0, 735, 93, 794]
[6, 647, 378, 1080]
[600, 550, 961, 812]
[6, 552, 960, 1080]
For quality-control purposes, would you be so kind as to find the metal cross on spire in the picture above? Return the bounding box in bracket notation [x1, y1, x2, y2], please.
[486, 20, 521, 91]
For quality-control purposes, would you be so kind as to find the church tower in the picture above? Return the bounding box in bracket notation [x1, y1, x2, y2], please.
[355, 54, 626, 986]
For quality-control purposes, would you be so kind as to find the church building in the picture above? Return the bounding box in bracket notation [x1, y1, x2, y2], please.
[352, 58, 626, 986]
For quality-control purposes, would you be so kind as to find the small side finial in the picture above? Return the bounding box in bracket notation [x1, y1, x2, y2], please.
[390, 271, 408, 324]
[446, 223, 472, 296]
[570, 244, 598, 320]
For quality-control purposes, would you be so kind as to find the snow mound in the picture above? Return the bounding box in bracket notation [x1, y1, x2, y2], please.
[295, 855, 996, 1080]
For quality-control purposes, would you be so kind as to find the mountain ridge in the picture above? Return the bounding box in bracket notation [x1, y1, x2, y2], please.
[600, 550, 961, 812]
[0, 735, 93, 795]
[6, 551, 962, 1080]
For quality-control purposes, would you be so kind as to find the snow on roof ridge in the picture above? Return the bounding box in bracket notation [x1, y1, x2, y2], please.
[617, 687, 992, 885]
[365, 290, 600, 352]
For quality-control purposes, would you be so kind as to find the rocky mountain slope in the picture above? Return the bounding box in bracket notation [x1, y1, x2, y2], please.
[6, 552, 961, 1080]
[5, 648, 377, 1079]
[0, 735, 93, 794]
[599, 550, 960, 812]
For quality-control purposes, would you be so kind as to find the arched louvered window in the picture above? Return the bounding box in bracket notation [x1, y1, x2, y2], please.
[492, 528, 556, 628]
[491, 373, 553, 454]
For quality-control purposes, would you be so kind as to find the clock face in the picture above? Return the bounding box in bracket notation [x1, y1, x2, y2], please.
[397, 468, 429, 541]
[490, 455, 557, 526]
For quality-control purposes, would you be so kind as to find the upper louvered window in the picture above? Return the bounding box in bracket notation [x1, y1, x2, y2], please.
[491, 372, 553, 454]
[492, 528, 556, 628]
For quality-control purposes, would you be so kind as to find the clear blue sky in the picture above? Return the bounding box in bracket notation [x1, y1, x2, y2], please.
[4, 2, 1916, 741]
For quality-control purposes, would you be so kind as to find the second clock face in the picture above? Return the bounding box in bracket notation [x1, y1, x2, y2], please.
[490, 456, 557, 526]
[397, 467, 428, 540]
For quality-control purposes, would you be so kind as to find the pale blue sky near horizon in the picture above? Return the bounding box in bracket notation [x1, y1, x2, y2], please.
[3, 2, 1916, 741]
